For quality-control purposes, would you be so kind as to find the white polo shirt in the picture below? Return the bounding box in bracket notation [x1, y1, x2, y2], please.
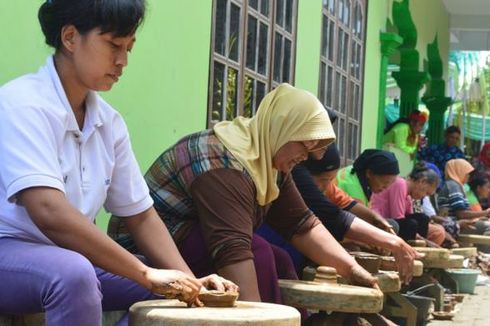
[0, 56, 153, 244]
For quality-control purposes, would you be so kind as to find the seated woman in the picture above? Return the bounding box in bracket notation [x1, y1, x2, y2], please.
[305, 145, 396, 232]
[298, 144, 419, 283]
[370, 165, 445, 246]
[336, 149, 398, 206]
[416, 163, 459, 248]
[109, 84, 377, 303]
[383, 110, 427, 158]
[439, 159, 490, 252]
[0, 1, 235, 324]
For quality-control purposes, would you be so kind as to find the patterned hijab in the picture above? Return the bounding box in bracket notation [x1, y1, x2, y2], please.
[445, 159, 474, 186]
[214, 83, 335, 205]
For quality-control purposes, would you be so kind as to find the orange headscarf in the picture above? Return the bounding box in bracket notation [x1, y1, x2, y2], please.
[445, 159, 474, 186]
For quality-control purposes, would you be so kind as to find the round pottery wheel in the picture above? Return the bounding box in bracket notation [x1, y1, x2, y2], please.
[458, 234, 490, 246]
[129, 300, 300, 326]
[278, 279, 383, 313]
[423, 254, 464, 269]
[198, 291, 239, 307]
[414, 247, 450, 263]
[450, 247, 477, 258]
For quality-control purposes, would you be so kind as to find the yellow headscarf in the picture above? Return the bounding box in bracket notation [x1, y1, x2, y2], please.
[445, 159, 474, 186]
[214, 83, 335, 205]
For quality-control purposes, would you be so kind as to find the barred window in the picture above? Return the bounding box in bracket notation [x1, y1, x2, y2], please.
[319, 0, 366, 164]
[208, 0, 297, 125]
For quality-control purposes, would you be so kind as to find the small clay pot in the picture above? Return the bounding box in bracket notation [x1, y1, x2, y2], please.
[379, 256, 397, 271]
[353, 254, 381, 274]
[198, 290, 239, 307]
[432, 311, 455, 320]
[443, 303, 453, 312]
[452, 293, 465, 303]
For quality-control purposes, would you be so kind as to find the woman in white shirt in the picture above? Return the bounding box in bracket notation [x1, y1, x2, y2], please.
[0, 1, 236, 325]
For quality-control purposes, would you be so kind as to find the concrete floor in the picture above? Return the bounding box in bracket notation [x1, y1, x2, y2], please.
[428, 285, 490, 326]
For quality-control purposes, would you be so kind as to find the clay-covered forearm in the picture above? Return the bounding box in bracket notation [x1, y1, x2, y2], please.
[125, 207, 195, 276]
[344, 217, 399, 250]
[291, 223, 358, 277]
[455, 209, 487, 219]
[349, 203, 377, 224]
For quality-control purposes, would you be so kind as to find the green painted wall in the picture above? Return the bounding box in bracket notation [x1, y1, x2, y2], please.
[0, 1, 213, 231]
[410, 0, 450, 83]
[295, 0, 323, 95]
[361, 0, 449, 149]
[361, 0, 391, 150]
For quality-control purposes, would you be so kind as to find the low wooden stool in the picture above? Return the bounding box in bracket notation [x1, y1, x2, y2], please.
[129, 300, 300, 326]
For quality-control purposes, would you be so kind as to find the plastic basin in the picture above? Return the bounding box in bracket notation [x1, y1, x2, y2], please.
[446, 269, 480, 294]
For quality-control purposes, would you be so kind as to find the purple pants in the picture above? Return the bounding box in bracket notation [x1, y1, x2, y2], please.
[178, 224, 299, 304]
[0, 238, 156, 326]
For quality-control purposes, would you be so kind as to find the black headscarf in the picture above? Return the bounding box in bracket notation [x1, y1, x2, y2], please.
[303, 143, 340, 174]
[352, 149, 400, 199]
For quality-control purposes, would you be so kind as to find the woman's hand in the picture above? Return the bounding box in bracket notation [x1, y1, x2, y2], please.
[198, 274, 239, 293]
[145, 268, 202, 306]
[348, 264, 379, 289]
[391, 238, 423, 284]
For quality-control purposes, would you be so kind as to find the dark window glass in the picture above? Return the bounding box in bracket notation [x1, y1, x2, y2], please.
[256, 81, 266, 111]
[273, 32, 283, 82]
[320, 62, 326, 103]
[261, 0, 270, 16]
[285, 0, 293, 32]
[246, 16, 258, 70]
[229, 3, 241, 61]
[326, 66, 333, 108]
[328, 20, 335, 61]
[214, 0, 227, 56]
[258, 23, 268, 75]
[283, 39, 291, 82]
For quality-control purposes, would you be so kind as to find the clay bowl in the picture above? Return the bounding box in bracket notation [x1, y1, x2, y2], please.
[198, 290, 239, 307]
[351, 252, 381, 274]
